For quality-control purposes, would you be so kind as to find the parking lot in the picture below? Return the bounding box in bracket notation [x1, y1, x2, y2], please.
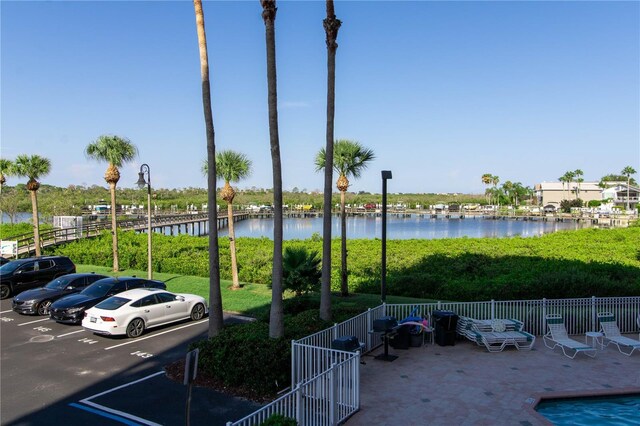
[0, 298, 261, 425]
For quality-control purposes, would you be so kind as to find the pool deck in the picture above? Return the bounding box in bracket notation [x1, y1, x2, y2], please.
[347, 336, 640, 425]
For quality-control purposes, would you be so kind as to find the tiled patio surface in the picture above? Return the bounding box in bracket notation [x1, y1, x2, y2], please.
[347, 336, 640, 425]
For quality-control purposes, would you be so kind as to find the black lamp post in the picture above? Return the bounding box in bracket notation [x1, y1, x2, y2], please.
[136, 164, 152, 280]
[381, 170, 392, 302]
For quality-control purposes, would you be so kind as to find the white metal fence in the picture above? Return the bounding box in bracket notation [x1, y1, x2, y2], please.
[383, 296, 640, 336]
[227, 296, 639, 425]
[227, 352, 360, 426]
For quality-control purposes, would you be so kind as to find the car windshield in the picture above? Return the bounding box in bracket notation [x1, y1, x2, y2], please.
[80, 281, 114, 298]
[0, 261, 22, 273]
[95, 296, 130, 310]
[45, 276, 76, 290]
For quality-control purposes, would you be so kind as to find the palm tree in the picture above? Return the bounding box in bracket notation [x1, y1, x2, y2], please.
[320, 0, 341, 321]
[85, 135, 137, 272]
[193, 0, 224, 338]
[13, 155, 51, 256]
[316, 139, 375, 297]
[563, 171, 576, 200]
[481, 173, 492, 204]
[574, 169, 584, 199]
[491, 175, 500, 206]
[0, 158, 13, 192]
[261, 0, 284, 339]
[621, 166, 637, 211]
[203, 151, 252, 290]
[558, 174, 567, 201]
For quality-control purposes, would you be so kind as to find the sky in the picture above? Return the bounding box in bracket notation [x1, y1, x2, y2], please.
[1, 0, 639, 195]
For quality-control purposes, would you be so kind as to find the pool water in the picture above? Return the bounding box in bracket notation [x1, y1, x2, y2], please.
[536, 394, 640, 425]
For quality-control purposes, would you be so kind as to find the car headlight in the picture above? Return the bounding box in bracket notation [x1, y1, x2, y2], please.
[66, 307, 84, 314]
[22, 300, 37, 305]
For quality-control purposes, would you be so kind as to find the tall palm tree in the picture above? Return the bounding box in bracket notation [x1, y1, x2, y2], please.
[0, 158, 13, 192]
[481, 173, 493, 204]
[203, 151, 252, 290]
[316, 139, 375, 297]
[574, 169, 584, 199]
[621, 166, 637, 211]
[85, 135, 137, 272]
[13, 155, 51, 256]
[558, 174, 567, 201]
[563, 171, 576, 200]
[193, 0, 224, 338]
[491, 175, 500, 206]
[261, 0, 284, 339]
[320, 0, 341, 321]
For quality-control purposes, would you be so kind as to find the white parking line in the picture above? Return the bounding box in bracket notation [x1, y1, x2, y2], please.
[57, 329, 85, 338]
[17, 318, 51, 326]
[1, 309, 13, 314]
[104, 319, 207, 350]
[76, 371, 165, 426]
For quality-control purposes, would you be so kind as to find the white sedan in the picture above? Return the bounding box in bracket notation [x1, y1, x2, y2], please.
[82, 288, 207, 338]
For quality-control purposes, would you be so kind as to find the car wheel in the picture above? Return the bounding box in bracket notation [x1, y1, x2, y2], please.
[126, 318, 145, 338]
[0, 285, 10, 300]
[37, 300, 52, 316]
[190, 303, 205, 321]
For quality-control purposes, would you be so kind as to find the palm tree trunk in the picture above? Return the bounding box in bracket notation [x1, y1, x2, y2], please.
[30, 190, 41, 257]
[320, 0, 341, 321]
[627, 177, 631, 211]
[228, 203, 240, 289]
[340, 189, 348, 297]
[194, 0, 223, 337]
[109, 182, 119, 271]
[262, 0, 284, 338]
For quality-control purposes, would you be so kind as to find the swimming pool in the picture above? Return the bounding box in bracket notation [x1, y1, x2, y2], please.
[536, 394, 640, 425]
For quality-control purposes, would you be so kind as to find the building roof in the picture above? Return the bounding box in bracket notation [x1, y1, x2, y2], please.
[536, 181, 601, 191]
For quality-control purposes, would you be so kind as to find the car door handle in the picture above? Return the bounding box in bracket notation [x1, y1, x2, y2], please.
[144, 309, 150, 313]
[165, 305, 171, 308]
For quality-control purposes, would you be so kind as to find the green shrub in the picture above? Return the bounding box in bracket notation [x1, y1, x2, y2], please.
[48, 227, 640, 301]
[190, 309, 333, 399]
[262, 414, 297, 426]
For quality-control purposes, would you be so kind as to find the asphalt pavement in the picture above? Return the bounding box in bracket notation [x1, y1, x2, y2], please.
[0, 298, 262, 425]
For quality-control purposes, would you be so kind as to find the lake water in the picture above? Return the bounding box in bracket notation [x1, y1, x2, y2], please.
[3, 212, 588, 240]
[218, 216, 587, 240]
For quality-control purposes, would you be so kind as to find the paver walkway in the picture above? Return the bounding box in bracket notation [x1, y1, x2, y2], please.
[348, 337, 640, 425]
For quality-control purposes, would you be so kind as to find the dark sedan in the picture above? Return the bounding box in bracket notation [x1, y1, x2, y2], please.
[49, 276, 166, 324]
[12, 273, 108, 316]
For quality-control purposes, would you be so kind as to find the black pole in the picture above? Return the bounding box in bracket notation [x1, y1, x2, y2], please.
[381, 170, 392, 302]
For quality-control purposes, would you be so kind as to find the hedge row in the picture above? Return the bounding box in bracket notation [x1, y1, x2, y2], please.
[47, 227, 640, 301]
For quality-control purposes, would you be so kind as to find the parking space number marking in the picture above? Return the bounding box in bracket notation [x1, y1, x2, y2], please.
[130, 350, 153, 359]
[1, 317, 14, 322]
[34, 326, 52, 332]
[79, 337, 98, 345]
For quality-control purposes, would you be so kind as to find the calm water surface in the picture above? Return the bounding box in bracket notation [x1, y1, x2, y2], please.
[219, 216, 588, 240]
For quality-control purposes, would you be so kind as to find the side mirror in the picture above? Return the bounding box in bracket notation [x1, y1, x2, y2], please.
[177, 296, 186, 302]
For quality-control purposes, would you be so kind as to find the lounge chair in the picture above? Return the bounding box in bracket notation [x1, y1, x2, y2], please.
[458, 317, 535, 352]
[543, 314, 596, 359]
[597, 312, 640, 356]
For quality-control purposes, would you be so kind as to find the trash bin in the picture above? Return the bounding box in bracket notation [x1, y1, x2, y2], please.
[432, 310, 459, 346]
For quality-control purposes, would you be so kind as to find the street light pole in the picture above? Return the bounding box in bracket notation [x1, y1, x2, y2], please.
[137, 164, 152, 280]
[381, 170, 392, 303]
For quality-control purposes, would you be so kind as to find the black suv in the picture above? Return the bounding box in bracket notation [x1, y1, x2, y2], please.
[0, 256, 76, 299]
[49, 276, 166, 324]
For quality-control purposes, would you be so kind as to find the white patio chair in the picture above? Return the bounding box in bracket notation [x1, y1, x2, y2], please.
[597, 312, 640, 357]
[543, 314, 596, 359]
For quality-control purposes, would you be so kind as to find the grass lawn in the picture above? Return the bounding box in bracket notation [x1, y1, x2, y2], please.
[76, 264, 434, 318]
